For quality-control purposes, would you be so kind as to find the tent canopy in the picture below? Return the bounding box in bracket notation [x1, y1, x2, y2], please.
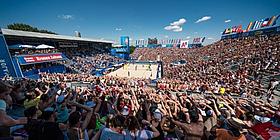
[36, 44, 55, 49]
[8, 44, 36, 49]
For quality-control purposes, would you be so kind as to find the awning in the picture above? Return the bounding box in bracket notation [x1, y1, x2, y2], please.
[36, 44, 55, 49]
[8, 44, 36, 49]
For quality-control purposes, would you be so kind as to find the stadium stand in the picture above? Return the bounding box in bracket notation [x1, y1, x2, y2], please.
[0, 29, 280, 140]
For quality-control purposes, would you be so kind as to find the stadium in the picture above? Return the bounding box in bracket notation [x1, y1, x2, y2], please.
[0, 1, 280, 140]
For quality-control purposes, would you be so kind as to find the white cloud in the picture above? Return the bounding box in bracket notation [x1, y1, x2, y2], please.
[171, 18, 186, 26]
[164, 18, 186, 32]
[115, 28, 122, 31]
[225, 19, 231, 23]
[164, 35, 169, 38]
[58, 14, 74, 20]
[173, 27, 183, 32]
[186, 36, 191, 39]
[207, 37, 214, 40]
[195, 16, 211, 23]
[164, 25, 181, 31]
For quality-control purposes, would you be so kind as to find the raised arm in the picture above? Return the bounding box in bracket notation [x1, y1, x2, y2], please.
[0, 110, 27, 126]
[211, 99, 221, 116]
[94, 97, 102, 113]
[68, 101, 93, 130]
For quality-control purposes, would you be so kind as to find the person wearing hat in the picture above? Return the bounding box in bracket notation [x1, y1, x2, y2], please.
[56, 95, 69, 124]
[148, 108, 165, 140]
[203, 101, 218, 139]
[215, 117, 246, 140]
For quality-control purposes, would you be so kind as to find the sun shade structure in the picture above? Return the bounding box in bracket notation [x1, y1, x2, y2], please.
[35, 44, 55, 49]
[8, 44, 36, 49]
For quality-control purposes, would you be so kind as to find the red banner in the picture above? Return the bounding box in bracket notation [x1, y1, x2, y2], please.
[24, 53, 63, 63]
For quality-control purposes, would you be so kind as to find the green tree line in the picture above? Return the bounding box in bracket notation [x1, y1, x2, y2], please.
[7, 23, 57, 34]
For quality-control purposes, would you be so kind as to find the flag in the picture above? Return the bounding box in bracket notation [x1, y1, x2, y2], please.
[271, 15, 280, 26]
[246, 22, 253, 31]
[262, 18, 270, 27]
[232, 26, 237, 32]
[237, 25, 243, 33]
[201, 37, 205, 42]
[225, 29, 230, 34]
[253, 21, 258, 29]
[268, 16, 276, 26]
[257, 19, 264, 29]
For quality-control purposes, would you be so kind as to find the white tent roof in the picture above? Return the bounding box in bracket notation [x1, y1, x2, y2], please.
[36, 44, 55, 49]
[2, 28, 114, 44]
[9, 44, 36, 49]
[21, 44, 35, 48]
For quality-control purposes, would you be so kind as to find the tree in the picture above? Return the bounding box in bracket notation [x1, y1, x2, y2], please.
[7, 23, 57, 34]
[130, 45, 136, 54]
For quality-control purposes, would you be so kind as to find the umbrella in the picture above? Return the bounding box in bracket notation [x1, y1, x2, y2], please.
[8, 44, 36, 49]
[36, 44, 55, 49]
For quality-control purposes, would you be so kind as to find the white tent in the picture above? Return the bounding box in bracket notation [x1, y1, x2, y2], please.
[112, 44, 125, 48]
[36, 44, 55, 49]
[21, 45, 36, 48]
[9, 44, 36, 49]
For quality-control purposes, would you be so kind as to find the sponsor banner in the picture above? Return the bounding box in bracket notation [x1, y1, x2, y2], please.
[17, 53, 67, 65]
[180, 40, 189, 48]
[115, 48, 128, 53]
[0, 29, 17, 78]
[58, 42, 78, 48]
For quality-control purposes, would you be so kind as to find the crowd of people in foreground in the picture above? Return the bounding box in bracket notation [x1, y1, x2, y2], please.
[0, 73, 279, 140]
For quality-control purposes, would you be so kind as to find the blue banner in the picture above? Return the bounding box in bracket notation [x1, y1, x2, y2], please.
[0, 29, 17, 78]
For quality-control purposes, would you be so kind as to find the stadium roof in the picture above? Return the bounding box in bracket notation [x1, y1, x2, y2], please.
[1, 28, 114, 44]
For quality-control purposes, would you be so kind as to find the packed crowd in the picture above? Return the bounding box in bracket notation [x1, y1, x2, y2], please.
[0, 72, 280, 140]
[133, 35, 280, 98]
[0, 34, 280, 140]
[61, 47, 123, 74]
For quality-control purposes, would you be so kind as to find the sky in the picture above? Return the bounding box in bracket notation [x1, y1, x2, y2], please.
[0, 0, 279, 45]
